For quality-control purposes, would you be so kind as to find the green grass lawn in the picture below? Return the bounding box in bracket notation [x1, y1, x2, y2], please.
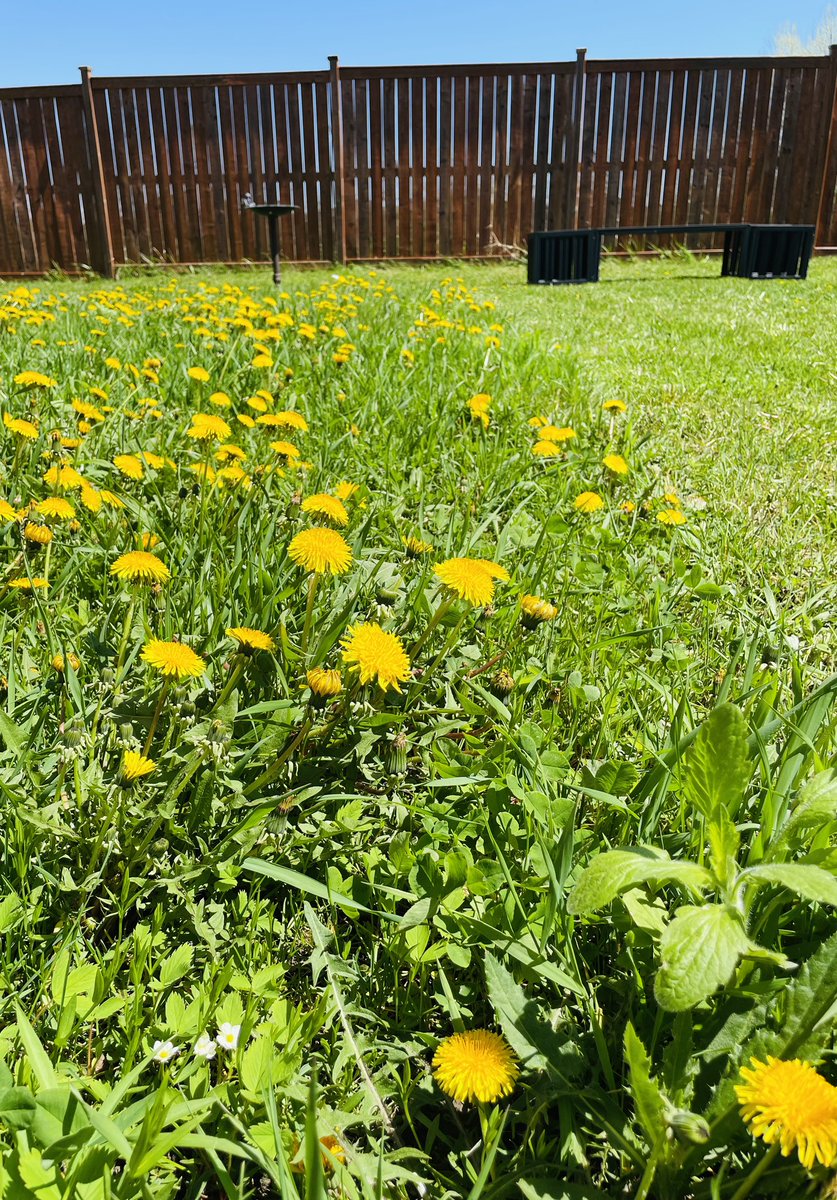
[0, 256, 835, 1198]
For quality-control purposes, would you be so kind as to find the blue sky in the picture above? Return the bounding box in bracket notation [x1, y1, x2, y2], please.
[0, 0, 831, 87]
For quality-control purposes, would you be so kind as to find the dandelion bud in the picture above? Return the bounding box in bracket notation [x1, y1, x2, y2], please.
[62, 722, 85, 749]
[180, 699, 196, 718]
[491, 670, 515, 697]
[387, 731, 409, 776]
[119, 722, 134, 741]
[376, 585, 399, 607]
[101, 667, 116, 686]
[665, 1109, 710, 1146]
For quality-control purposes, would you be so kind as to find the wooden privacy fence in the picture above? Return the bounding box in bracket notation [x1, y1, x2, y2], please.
[1, 49, 836, 275]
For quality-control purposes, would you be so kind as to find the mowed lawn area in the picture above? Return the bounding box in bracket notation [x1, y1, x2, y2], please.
[0, 256, 835, 1199]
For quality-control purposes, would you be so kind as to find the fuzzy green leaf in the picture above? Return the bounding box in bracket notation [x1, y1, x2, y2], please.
[654, 905, 750, 1012]
[0, 1086, 36, 1130]
[681, 703, 750, 822]
[739, 863, 837, 907]
[568, 850, 711, 915]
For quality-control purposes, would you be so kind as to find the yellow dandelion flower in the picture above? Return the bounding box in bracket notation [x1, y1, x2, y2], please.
[215, 443, 246, 462]
[0, 499, 20, 523]
[272, 410, 308, 431]
[575, 491, 605, 514]
[237, 413, 256, 428]
[533, 440, 562, 458]
[188, 413, 231, 441]
[141, 639, 206, 679]
[621, 500, 637, 514]
[8, 577, 49, 590]
[657, 509, 687, 526]
[341, 622, 411, 692]
[80, 487, 102, 513]
[36, 497, 75, 521]
[226, 626, 275, 653]
[99, 490, 125, 510]
[270, 440, 301, 460]
[4, 412, 39, 440]
[61, 437, 82, 449]
[73, 399, 105, 421]
[138, 451, 166, 469]
[246, 395, 268, 413]
[209, 391, 231, 407]
[603, 398, 627, 413]
[104, 356, 121, 370]
[252, 353, 273, 368]
[432, 1030, 519, 1104]
[334, 481, 359, 501]
[468, 393, 491, 429]
[14, 370, 57, 389]
[141, 533, 160, 549]
[434, 557, 507, 607]
[88, 386, 109, 401]
[521, 594, 558, 626]
[122, 750, 156, 782]
[306, 667, 343, 698]
[301, 493, 349, 527]
[111, 551, 170, 585]
[288, 527, 352, 575]
[539, 425, 577, 443]
[187, 366, 210, 382]
[44, 463, 86, 490]
[736, 1057, 837, 1170]
[403, 535, 433, 557]
[188, 463, 216, 483]
[528, 415, 549, 427]
[216, 465, 251, 489]
[602, 453, 629, 475]
[51, 652, 81, 673]
[113, 454, 144, 480]
[24, 522, 52, 545]
[663, 492, 681, 507]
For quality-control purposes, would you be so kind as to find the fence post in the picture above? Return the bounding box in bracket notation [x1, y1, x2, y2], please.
[815, 45, 837, 246]
[566, 48, 587, 229]
[78, 66, 115, 277]
[329, 55, 347, 263]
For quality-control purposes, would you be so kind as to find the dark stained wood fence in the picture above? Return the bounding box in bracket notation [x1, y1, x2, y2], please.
[1, 49, 836, 275]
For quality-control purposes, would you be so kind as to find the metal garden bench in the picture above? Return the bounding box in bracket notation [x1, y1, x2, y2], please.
[528, 224, 815, 284]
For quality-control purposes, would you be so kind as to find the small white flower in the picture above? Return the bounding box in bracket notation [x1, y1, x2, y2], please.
[194, 1033, 217, 1060]
[152, 1039, 180, 1064]
[215, 1022, 241, 1051]
[786, 634, 801, 652]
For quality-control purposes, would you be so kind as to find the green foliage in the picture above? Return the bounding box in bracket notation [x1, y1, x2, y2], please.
[0, 259, 835, 1197]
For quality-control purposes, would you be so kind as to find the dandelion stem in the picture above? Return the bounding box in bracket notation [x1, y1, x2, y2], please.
[115, 595, 137, 684]
[728, 1142, 781, 1200]
[243, 718, 311, 796]
[410, 596, 453, 657]
[214, 656, 245, 711]
[144, 679, 171, 756]
[301, 572, 319, 656]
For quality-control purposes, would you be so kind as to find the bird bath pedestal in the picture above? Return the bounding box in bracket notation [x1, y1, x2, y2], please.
[241, 201, 296, 285]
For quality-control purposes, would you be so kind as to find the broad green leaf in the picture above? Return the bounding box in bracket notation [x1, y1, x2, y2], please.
[568, 850, 711, 915]
[681, 702, 750, 821]
[14, 1006, 59, 1091]
[484, 952, 581, 1081]
[739, 863, 837, 908]
[0, 1086, 36, 1130]
[592, 761, 639, 797]
[518, 1181, 610, 1200]
[158, 943, 194, 987]
[0, 893, 22, 933]
[623, 1023, 667, 1151]
[654, 905, 750, 1012]
[239, 1035, 275, 1096]
[0, 710, 24, 758]
[771, 768, 837, 852]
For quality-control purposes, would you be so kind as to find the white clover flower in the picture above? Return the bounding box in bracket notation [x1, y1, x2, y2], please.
[194, 1033, 217, 1060]
[152, 1039, 180, 1064]
[215, 1022, 241, 1051]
